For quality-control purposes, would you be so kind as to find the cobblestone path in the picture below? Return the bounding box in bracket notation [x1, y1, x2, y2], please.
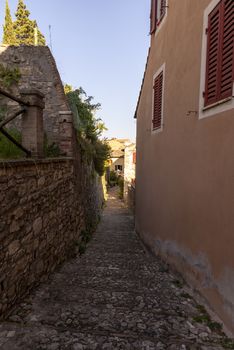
[0, 189, 233, 349]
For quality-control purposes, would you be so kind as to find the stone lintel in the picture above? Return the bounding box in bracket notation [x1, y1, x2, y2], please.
[59, 111, 73, 123]
[20, 90, 45, 109]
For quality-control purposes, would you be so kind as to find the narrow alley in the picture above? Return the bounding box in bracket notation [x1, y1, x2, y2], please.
[0, 189, 232, 349]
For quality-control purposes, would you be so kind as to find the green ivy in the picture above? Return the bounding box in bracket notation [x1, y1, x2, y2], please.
[0, 64, 21, 88]
[0, 106, 7, 121]
[64, 85, 111, 176]
[0, 128, 24, 159]
[44, 134, 61, 158]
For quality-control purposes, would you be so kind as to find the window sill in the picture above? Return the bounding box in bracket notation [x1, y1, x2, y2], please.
[154, 13, 168, 38]
[152, 126, 163, 134]
[203, 96, 233, 111]
[157, 15, 165, 27]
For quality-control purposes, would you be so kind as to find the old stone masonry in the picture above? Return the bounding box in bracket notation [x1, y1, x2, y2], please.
[0, 189, 233, 349]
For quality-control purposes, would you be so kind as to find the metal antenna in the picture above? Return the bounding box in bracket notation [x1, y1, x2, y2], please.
[49, 25, 53, 52]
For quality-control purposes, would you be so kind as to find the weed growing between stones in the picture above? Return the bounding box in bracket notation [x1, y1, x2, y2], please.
[78, 230, 92, 255]
[158, 264, 169, 273]
[78, 215, 101, 255]
[221, 338, 234, 349]
[172, 279, 184, 289]
[44, 135, 61, 158]
[193, 304, 223, 333]
[191, 304, 234, 347]
[180, 292, 192, 299]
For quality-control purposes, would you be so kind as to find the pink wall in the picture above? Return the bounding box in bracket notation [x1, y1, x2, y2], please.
[136, 0, 234, 333]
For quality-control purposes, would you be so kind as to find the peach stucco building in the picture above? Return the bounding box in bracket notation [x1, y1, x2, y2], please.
[135, 0, 234, 332]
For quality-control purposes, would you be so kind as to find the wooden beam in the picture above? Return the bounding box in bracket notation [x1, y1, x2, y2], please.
[0, 127, 31, 157]
[0, 87, 30, 106]
[0, 108, 26, 129]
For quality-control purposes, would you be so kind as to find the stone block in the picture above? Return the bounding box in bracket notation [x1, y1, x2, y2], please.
[8, 240, 20, 256]
[21, 90, 45, 158]
[13, 207, 24, 219]
[7, 285, 16, 298]
[15, 256, 28, 272]
[36, 261, 44, 274]
[33, 217, 43, 235]
[38, 176, 45, 186]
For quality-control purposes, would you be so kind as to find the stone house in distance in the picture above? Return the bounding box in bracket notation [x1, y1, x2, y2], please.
[123, 142, 136, 203]
[107, 138, 129, 175]
[135, 0, 234, 333]
[107, 138, 136, 204]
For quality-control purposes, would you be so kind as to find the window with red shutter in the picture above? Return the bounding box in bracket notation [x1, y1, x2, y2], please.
[150, 0, 167, 34]
[204, 0, 234, 107]
[150, 0, 157, 34]
[160, 0, 166, 21]
[152, 71, 163, 130]
[220, 0, 234, 100]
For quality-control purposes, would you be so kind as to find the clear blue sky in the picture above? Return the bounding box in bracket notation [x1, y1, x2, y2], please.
[0, 0, 150, 141]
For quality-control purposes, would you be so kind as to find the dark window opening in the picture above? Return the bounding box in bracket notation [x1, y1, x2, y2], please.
[150, 0, 167, 34]
[115, 165, 123, 171]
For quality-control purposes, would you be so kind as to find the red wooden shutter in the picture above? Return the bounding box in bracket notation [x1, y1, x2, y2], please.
[150, 0, 157, 34]
[205, 2, 221, 106]
[205, 0, 233, 106]
[219, 0, 234, 100]
[160, 0, 166, 19]
[152, 71, 163, 130]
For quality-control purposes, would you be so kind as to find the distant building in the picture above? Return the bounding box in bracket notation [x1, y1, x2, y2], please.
[124, 142, 136, 211]
[107, 138, 130, 176]
[107, 138, 136, 206]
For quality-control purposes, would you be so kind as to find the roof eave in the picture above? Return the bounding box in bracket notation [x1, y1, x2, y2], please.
[134, 46, 151, 119]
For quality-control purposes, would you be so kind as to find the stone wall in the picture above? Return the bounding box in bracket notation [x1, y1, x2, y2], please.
[0, 45, 69, 144]
[0, 44, 106, 319]
[0, 157, 104, 318]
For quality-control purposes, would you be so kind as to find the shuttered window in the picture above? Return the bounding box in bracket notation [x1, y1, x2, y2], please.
[152, 71, 163, 130]
[160, 0, 167, 20]
[150, 0, 157, 34]
[150, 0, 167, 34]
[204, 0, 234, 107]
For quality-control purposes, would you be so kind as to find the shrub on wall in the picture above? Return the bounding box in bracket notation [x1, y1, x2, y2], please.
[0, 128, 24, 159]
[64, 85, 111, 176]
[43, 134, 61, 158]
[0, 64, 21, 88]
[93, 140, 111, 176]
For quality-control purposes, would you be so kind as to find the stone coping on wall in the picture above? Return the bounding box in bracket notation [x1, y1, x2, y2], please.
[0, 157, 74, 169]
